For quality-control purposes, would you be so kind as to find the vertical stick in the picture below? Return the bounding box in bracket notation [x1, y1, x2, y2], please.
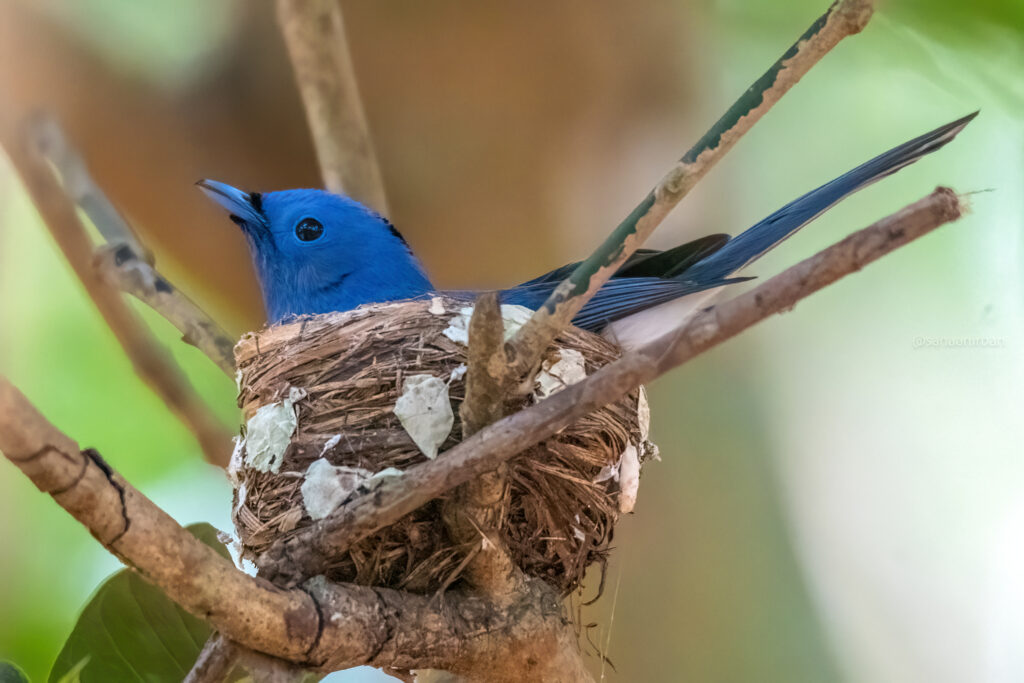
[276, 0, 390, 215]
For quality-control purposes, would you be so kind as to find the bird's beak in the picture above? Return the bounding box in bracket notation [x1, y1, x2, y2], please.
[196, 179, 266, 228]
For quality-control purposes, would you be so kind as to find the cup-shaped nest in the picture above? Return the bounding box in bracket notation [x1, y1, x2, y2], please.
[231, 296, 656, 594]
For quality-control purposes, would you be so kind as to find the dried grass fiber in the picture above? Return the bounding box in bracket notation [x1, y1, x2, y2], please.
[232, 297, 649, 594]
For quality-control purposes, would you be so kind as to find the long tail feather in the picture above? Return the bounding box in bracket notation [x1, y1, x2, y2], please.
[682, 112, 977, 282]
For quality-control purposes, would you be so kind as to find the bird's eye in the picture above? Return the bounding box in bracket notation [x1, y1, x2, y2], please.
[295, 217, 324, 242]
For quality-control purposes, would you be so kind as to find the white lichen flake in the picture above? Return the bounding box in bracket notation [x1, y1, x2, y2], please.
[442, 304, 535, 345]
[244, 386, 306, 474]
[593, 460, 619, 484]
[300, 458, 373, 521]
[448, 363, 467, 382]
[393, 374, 454, 459]
[228, 435, 245, 485]
[319, 434, 342, 457]
[428, 296, 447, 315]
[618, 443, 641, 514]
[637, 386, 651, 442]
[534, 348, 587, 400]
[365, 467, 404, 489]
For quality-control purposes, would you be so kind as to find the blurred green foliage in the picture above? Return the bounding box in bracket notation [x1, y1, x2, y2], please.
[24, 0, 237, 86]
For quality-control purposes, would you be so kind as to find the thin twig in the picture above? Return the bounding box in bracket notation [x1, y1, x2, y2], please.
[30, 115, 150, 261]
[276, 0, 389, 214]
[30, 116, 237, 377]
[0, 377, 592, 680]
[259, 187, 965, 584]
[505, 0, 875, 381]
[93, 245, 236, 376]
[0, 112, 234, 467]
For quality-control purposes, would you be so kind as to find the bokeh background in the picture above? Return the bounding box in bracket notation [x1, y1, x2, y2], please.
[1, 1, 1022, 681]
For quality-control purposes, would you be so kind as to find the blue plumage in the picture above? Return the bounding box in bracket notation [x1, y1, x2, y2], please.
[199, 113, 974, 338]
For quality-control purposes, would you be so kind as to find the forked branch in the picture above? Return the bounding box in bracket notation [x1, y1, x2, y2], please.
[29, 116, 237, 377]
[0, 112, 234, 467]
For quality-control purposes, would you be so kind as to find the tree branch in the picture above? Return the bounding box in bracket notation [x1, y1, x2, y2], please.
[0, 112, 234, 467]
[0, 378, 591, 680]
[259, 187, 965, 585]
[27, 114, 237, 377]
[505, 0, 875, 381]
[184, 634, 241, 683]
[276, 0, 389, 215]
[443, 292, 525, 601]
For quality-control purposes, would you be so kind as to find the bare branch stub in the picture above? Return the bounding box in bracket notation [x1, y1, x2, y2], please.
[259, 187, 965, 584]
[276, 0, 389, 215]
[443, 292, 526, 600]
[504, 0, 875, 382]
[0, 114, 234, 467]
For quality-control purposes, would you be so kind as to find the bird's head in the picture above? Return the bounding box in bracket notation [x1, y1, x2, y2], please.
[198, 180, 431, 322]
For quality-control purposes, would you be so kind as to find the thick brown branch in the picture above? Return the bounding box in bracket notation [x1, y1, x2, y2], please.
[504, 0, 874, 382]
[0, 378, 590, 680]
[276, 0, 389, 214]
[260, 188, 965, 584]
[0, 112, 233, 467]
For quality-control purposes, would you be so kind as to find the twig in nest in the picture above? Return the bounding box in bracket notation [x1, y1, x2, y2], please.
[258, 187, 965, 585]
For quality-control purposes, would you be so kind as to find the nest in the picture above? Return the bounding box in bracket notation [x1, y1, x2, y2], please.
[231, 296, 655, 594]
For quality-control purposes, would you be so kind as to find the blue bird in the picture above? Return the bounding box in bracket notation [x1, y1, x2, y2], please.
[199, 113, 974, 349]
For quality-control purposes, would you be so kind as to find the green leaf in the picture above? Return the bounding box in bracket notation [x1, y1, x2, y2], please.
[0, 661, 31, 683]
[48, 523, 229, 683]
[54, 658, 88, 683]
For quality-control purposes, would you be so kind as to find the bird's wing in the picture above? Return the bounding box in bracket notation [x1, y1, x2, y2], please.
[517, 234, 730, 286]
[501, 275, 749, 333]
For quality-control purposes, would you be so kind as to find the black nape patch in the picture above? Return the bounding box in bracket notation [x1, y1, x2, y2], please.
[382, 217, 410, 248]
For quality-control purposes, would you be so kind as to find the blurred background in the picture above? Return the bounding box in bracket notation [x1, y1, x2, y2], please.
[1, 0, 1022, 681]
